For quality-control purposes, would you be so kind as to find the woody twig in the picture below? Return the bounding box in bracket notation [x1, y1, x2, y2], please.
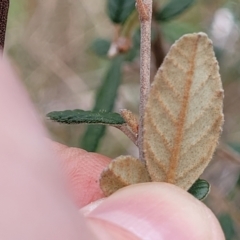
[136, 0, 152, 162]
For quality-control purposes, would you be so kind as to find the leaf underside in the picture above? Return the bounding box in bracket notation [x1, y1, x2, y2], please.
[188, 179, 210, 200]
[47, 110, 125, 125]
[100, 155, 150, 196]
[143, 32, 223, 190]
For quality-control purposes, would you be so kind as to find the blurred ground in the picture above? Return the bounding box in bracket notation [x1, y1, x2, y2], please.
[5, 0, 240, 238]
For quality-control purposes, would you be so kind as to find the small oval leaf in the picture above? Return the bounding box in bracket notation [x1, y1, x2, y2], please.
[91, 38, 111, 57]
[156, 0, 196, 22]
[188, 179, 210, 200]
[100, 155, 151, 196]
[107, 0, 136, 24]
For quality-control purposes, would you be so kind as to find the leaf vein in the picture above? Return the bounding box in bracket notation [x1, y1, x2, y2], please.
[181, 116, 222, 157]
[167, 56, 188, 74]
[154, 94, 178, 124]
[185, 95, 218, 130]
[173, 47, 189, 60]
[147, 113, 172, 152]
[177, 144, 216, 181]
[145, 141, 168, 174]
[191, 67, 218, 97]
[161, 71, 182, 100]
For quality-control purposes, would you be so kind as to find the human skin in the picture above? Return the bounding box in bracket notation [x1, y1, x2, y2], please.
[0, 58, 225, 239]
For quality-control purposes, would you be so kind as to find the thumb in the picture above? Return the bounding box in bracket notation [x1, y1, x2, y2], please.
[82, 183, 224, 240]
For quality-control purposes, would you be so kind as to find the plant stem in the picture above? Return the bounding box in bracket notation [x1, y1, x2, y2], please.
[136, 0, 152, 162]
[115, 125, 138, 146]
[0, 0, 9, 51]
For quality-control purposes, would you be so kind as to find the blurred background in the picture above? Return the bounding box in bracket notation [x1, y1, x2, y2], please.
[5, 0, 240, 238]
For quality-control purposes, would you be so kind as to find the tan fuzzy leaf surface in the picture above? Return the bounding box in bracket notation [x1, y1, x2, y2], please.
[120, 109, 139, 135]
[100, 155, 150, 196]
[143, 33, 223, 190]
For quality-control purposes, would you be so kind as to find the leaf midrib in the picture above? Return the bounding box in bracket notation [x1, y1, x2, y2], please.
[166, 36, 200, 184]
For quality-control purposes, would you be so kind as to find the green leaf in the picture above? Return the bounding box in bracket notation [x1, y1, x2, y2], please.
[80, 56, 124, 151]
[156, 0, 196, 22]
[94, 57, 123, 112]
[91, 38, 111, 57]
[81, 125, 106, 152]
[237, 174, 240, 187]
[47, 110, 125, 125]
[123, 28, 140, 62]
[188, 179, 210, 200]
[107, 0, 135, 24]
[219, 214, 236, 240]
[227, 143, 240, 154]
[161, 21, 198, 42]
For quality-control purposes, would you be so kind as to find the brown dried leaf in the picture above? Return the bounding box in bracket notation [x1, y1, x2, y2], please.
[100, 155, 150, 196]
[143, 32, 224, 190]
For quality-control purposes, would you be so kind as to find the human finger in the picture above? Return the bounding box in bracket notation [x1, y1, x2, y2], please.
[83, 183, 224, 240]
[0, 58, 97, 240]
[51, 141, 111, 208]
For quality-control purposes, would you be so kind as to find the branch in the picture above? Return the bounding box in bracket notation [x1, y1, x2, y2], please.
[136, 0, 152, 162]
[0, 0, 9, 51]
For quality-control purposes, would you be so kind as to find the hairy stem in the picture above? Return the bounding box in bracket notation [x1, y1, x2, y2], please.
[0, 0, 9, 51]
[136, 0, 152, 162]
[115, 125, 138, 146]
